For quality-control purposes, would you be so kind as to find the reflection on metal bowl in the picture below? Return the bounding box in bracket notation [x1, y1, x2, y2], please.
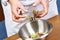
[18, 19, 53, 40]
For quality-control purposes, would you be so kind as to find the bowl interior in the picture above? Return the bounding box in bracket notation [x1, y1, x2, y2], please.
[18, 19, 53, 40]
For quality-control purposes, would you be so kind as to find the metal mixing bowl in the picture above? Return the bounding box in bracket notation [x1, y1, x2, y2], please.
[18, 19, 53, 40]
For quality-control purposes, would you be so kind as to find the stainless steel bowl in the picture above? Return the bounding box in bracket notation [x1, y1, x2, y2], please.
[18, 19, 53, 40]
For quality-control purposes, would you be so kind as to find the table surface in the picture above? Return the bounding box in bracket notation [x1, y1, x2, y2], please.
[4, 15, 60, 40]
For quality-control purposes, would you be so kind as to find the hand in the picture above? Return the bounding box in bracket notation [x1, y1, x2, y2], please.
[37, 10, 48, 18]
[33, 0, 49, 18]
[9, 0, 28, 23]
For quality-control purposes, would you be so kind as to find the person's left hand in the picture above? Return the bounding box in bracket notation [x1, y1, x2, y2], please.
[32, 0, 49, 18]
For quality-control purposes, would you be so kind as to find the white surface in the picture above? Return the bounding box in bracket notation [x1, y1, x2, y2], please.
[1, 0, 58, 37]
[20, 1, 35, 5]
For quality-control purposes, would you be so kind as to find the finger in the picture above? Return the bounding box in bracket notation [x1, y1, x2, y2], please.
[12, 7, 19, 17]
[18, 2, 28, 13]
[12, 14, 23, 23]
[13, 17, 23, 23]
[32, 0, 41, 7]
[12, 8, 25, 18]
[36, 10, 47, 18]
[38, 11, 43, 15]
[39, 12, 47, 17]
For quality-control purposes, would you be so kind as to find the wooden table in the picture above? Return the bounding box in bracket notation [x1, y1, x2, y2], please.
[0, 3, 5, 21]
[4, 15, 60, 40]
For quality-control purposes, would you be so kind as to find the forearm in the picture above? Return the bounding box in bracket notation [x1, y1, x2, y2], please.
[41, 0, 49, 12]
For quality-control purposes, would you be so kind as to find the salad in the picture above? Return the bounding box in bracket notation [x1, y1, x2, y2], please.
[29, 32, 45, 39]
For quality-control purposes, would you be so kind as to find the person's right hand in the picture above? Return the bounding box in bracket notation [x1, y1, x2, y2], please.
[9, 0, 28, 23]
